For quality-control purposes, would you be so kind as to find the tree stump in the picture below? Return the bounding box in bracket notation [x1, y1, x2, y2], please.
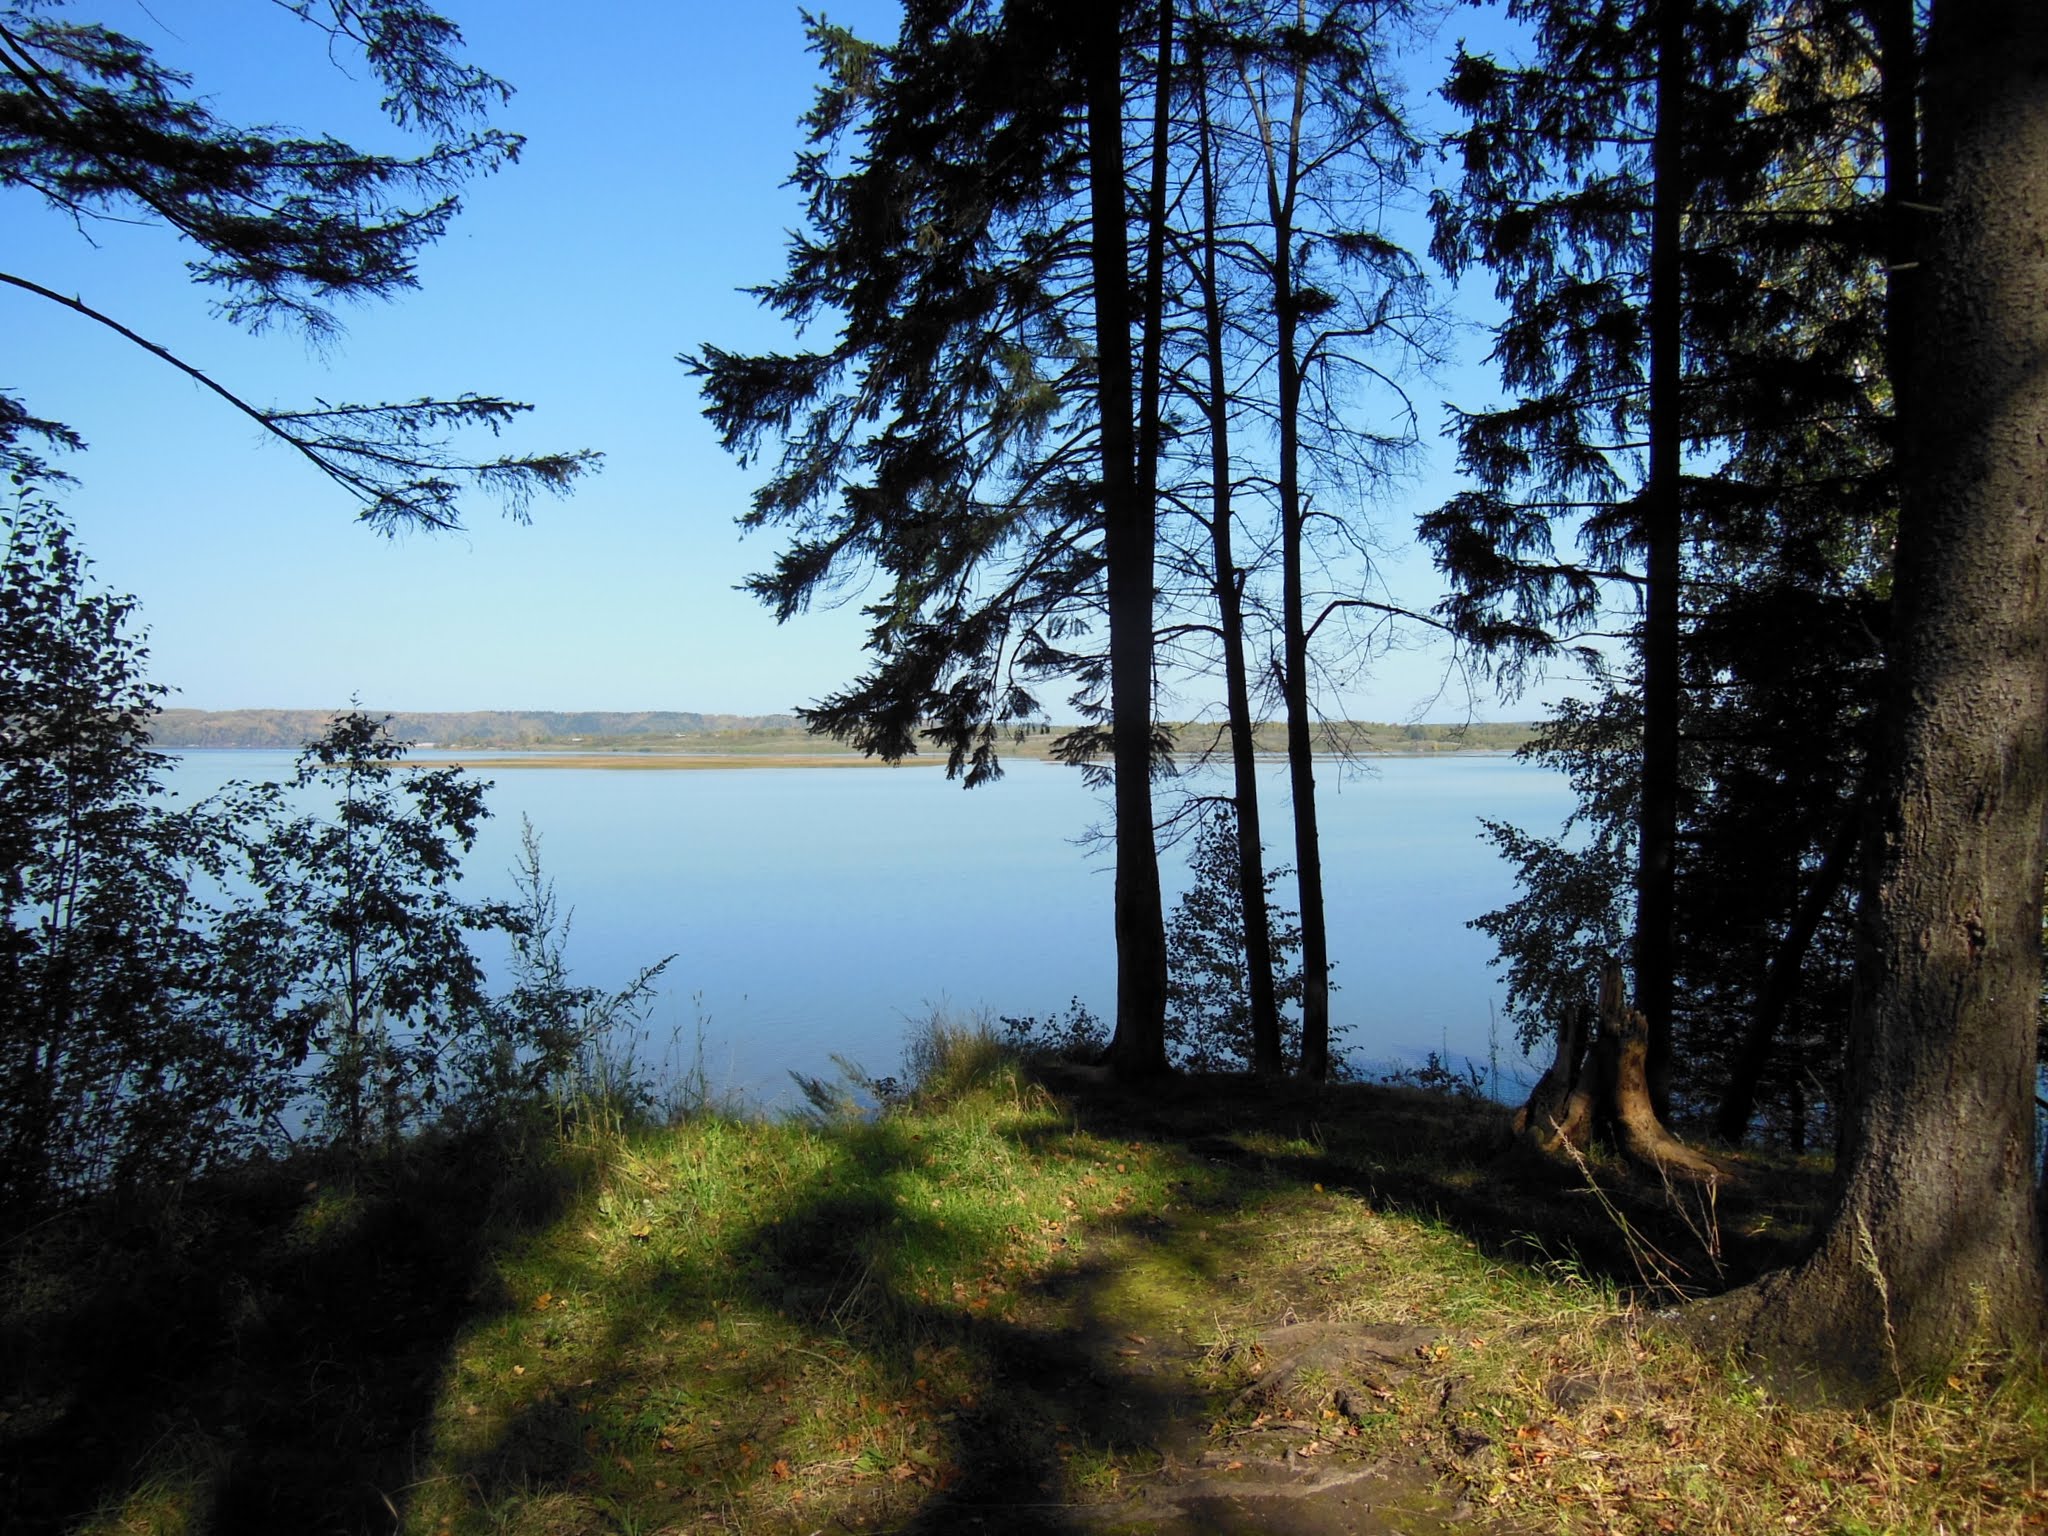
[1511, 999, 1591, 1149]
[1516, 959, 1724, 1186]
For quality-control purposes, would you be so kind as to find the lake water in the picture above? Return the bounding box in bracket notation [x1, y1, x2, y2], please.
[163, 752, 1573, 1107]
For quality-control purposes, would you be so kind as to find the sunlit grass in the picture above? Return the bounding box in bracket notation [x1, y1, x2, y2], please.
[6, 1035, 2040, 1535]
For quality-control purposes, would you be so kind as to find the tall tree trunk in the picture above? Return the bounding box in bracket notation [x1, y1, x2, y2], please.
[1249, 29, 1333, 1080]
[1698, 0, 2048, 1391]
[1279, 291, 1332, 1081]
[1192, 27, 1284, 1076]
[1090, 0, 1170, 1080]
[1637, 0, 1688, 1116]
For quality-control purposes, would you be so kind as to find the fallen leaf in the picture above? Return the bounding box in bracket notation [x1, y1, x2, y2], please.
[772, 1458, 791, 1480]
[511, 1365, 526, 1377]
[533, 1293, 553, 1311]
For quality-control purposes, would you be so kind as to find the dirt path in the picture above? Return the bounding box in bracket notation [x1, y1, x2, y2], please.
[899, 1215, 1482, 1535]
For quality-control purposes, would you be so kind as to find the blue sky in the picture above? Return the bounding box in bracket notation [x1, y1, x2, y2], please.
[5, 0, 1563, 721]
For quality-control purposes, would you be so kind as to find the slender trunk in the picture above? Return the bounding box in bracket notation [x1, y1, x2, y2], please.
[1637, 0, 1687, 1115]
[1090, 0, 1169, 1080]
[1192, 30, 1283, 1077]
[1250, 29, 1332, 1080]
[1701, 0, 2048, 1389]
[1279, 284, 1331, 1081]
[1714, 784, 1863, 1145]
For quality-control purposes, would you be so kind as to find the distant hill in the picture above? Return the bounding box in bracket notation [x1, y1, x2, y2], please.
[151, 709, 803, 749]
[151, 709, 1537, 757]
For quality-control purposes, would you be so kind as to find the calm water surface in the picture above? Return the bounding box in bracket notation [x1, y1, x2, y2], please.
[164, 753, 1572, 1105]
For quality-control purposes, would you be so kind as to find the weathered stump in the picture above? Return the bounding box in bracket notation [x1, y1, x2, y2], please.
[1516, 959, 1724, 1187]
[1511, 999, 1591, 1150]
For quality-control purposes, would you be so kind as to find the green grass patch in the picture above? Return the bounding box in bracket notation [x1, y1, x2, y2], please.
[5, 1051, 2040, 1535]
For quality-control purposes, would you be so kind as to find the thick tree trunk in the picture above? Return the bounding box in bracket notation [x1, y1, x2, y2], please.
[1088, 2, 1169, 1080]
[1191, 32, 1284, 1077]
[1636, 0, 1689, 1117]
[1697, 0, 2048, 1392]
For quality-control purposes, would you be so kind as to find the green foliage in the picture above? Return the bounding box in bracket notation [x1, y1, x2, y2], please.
[1378, 1050, 1488, 1099]
[217, 711, 515, 1151]
[1470, 695, 1637, 1052]
[1000, 997, 1110, 1064]
[1164, 803, 1308, 1072]
[686, 4, 1107, 783]
[0, 495, 258, 1214]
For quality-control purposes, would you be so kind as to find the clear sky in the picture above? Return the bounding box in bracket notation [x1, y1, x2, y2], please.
[5, 0, 1565, 722]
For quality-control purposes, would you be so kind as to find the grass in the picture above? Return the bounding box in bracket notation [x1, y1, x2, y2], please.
[4, 1023, 2042, 1535]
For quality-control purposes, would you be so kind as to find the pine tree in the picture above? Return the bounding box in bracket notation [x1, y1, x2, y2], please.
[1432, 0, 1896, 1133]
[0, 2, 593, 527]
[688, 1, 1175, 1076]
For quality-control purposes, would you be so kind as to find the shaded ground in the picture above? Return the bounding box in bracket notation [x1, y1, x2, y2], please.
[11, 1063, 2034, 1535]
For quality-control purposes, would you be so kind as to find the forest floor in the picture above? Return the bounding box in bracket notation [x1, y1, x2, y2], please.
[5, 1034, 2044, 1535]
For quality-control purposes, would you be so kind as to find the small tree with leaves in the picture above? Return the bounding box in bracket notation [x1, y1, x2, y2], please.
[0, 493, 259, 1218]
[221, 712, 511, 1151]
[448, 817, 672, 1128]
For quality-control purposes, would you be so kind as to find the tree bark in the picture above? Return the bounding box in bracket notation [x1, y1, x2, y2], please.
[1090, 0, 1170, 1081]
[1191, 26, 1285, 1077]
[1513, 1000, 1592, 1149]
[1696, 0, 2048, 1392]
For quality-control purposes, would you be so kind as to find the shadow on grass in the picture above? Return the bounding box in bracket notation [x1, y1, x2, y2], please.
[434, 1107, 1287, 1534]
[1027, 1068, 1831, 1302]
[0, 1128, 584, 1536]
[5, 1071, 1832, 1536]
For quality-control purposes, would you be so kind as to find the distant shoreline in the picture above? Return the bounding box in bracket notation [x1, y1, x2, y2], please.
[153, 709, 1538, 761]
[392, 747, 1526, 771]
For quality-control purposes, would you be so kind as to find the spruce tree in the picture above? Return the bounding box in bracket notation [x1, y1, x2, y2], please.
[689, 1, 1175, 1076]
[1432, 0, 1895, 1130]
[0, 2, 593, 526]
